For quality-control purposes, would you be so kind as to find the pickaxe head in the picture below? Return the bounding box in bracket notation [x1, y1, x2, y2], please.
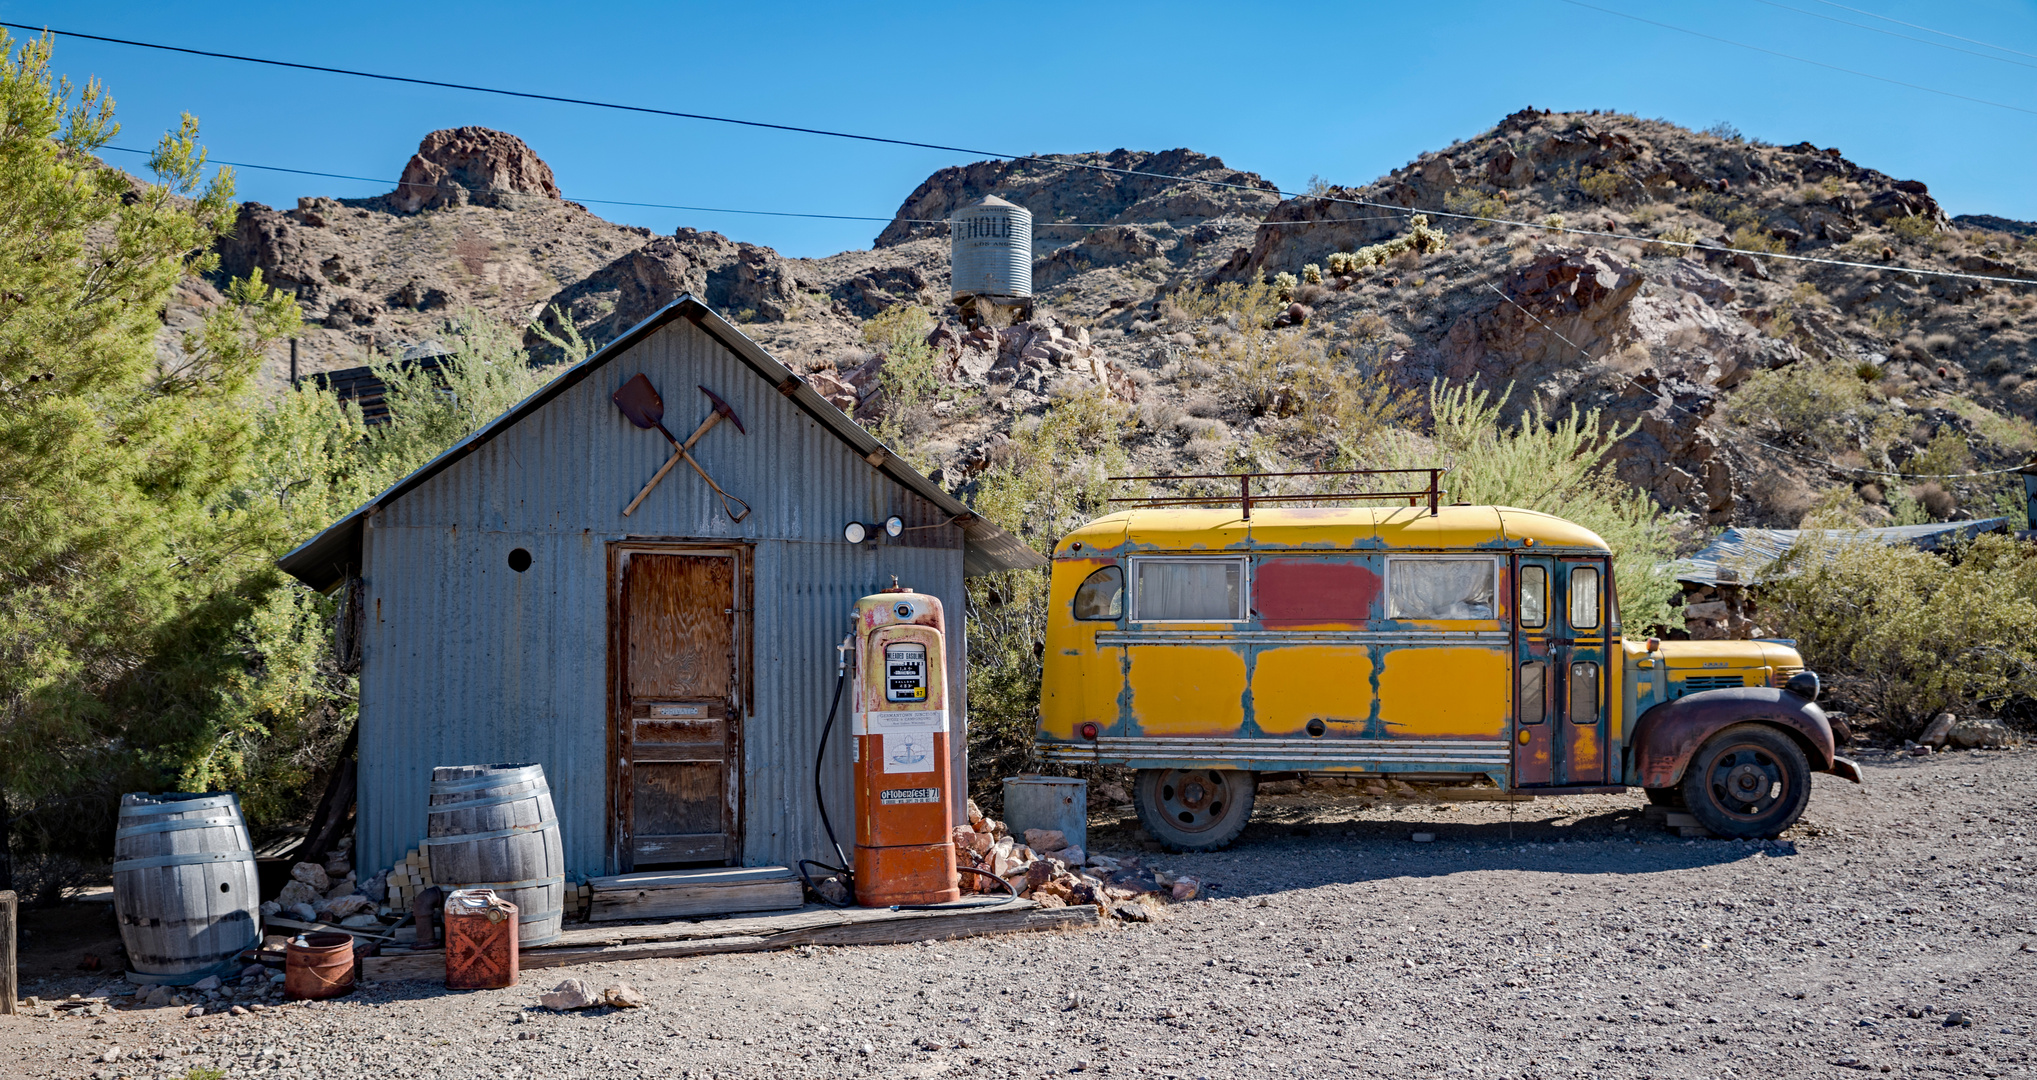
[698, 384, 746, 434]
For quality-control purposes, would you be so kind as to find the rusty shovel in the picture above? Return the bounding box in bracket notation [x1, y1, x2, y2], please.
[613, 374, 751, 521]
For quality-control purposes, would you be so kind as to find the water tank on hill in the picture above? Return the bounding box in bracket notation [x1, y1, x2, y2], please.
[950, 196, 1032, 308]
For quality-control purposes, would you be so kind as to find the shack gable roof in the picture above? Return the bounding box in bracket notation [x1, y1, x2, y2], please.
[1668, 517, 2016, 586]
[1054, 505, 1612, 555]
[276, 295, 1045, 591]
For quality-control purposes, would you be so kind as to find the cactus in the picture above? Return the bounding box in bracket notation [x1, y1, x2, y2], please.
[1272, 271, 1299, 301]
[1301, 263, 1323, 285]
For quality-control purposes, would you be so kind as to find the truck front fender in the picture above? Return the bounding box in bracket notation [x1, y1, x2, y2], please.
[1630, 687, 1837, 790]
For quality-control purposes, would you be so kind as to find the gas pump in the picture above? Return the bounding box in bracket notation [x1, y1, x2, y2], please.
[848, 585, 960, 906]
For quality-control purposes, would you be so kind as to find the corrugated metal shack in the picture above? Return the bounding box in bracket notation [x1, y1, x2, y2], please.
[278, 296, 1044, 881]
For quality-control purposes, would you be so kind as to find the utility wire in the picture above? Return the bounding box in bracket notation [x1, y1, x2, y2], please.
[1748, 0, 2037, 70]
[1553, 0, 2037, 117]
[41, 20, 2037, 291]
[1480, 281, 2033, 481]
[1809, 0, 2037, 62]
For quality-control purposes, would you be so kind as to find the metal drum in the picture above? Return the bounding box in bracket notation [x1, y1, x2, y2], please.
[1001, 775, 1088, 854]
[112, 793, 262, 985]
[425, 764, 564, 945]
[950, 195, 1033, 301]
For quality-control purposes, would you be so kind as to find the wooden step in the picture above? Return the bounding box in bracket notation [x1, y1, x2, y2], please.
[587, 865, 804, 922]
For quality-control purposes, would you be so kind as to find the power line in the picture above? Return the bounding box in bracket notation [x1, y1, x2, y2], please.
[1553, 0, 2037, 117]
[1480, 281, 2033, 481]
[1749, 0, 2037, 70]
[1809, 0, 2037, 62]
[54, 23, 2037, 290]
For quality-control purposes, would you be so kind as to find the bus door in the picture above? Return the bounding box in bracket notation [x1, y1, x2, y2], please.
[1512, 556, 1610, 786]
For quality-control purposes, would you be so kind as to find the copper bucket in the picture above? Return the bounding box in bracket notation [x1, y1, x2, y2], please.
[284, 932, 355, 999]
[443, 888, 519, 990]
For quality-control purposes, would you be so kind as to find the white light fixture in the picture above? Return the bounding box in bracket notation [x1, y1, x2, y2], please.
[843, 521, 868, 544]
[883, 515, 904, 538]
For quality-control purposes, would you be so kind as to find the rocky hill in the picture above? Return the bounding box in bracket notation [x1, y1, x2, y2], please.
[183, 115, 2037, 530]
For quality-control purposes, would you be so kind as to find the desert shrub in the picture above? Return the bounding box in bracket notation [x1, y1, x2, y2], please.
[1443, 187, 1507, 221]
[1578, 168, 1623, 203]
[1864, 308, 1907, 340]
[1541, 213, 1564, 233]
[1724, 357, 1903, 457]
[1890, 214, 1938, 244]
[1762, 534, 2037, 735]
[962, 389, 1134, 804]
[1645, 223, 1699, 255]
[1729, 224, 1785, 254]
[860, 302, 944, 457]
[1322, 215, 1448, 274]
[1703, 121, 1743, 141]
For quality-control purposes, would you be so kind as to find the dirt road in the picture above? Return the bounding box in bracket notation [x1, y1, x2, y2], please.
[4, 745, 2031, 1079]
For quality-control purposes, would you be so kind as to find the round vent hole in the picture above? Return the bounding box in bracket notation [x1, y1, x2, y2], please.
[507, 548, 533, 573]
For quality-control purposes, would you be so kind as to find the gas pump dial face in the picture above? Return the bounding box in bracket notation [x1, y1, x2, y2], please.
[884, 643, 929, 702]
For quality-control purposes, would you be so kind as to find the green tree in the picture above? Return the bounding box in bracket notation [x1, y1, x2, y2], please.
[0, 33, 298, 857]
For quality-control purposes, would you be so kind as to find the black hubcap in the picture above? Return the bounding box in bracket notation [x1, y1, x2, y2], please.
[1156, 770, 1234, 833]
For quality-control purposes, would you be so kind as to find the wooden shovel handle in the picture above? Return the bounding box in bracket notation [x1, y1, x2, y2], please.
[622, 450, 684, 517]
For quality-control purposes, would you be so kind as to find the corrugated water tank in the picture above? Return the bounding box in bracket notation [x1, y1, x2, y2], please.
[949, 195, 1032, 301]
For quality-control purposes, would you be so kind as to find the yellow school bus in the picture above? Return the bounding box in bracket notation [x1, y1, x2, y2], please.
[1035, 474, 1860, 849]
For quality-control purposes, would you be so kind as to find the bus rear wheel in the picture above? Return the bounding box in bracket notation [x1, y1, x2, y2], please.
[1134, 768, 1255, 852]
[1678, 724, 1810, 839]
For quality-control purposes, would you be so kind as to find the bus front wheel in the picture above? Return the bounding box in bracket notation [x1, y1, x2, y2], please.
[1133, 768, 1256, 852]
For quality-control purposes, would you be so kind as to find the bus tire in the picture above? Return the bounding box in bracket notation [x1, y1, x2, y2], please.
[1678, 724, 1811, 839]
[1134, 768, 1256, 852]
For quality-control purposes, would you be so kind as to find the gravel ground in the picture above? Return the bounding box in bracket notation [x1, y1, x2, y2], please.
[4, 745, 2032, 1080]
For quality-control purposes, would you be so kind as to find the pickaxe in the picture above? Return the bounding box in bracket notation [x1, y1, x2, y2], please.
[613, 375, 752, 521]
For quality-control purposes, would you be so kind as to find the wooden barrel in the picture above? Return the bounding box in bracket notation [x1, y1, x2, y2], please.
[112, 792, 262, 985]
[426, 764, 564, 946]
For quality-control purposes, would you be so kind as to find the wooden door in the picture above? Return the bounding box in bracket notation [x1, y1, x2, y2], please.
[615, 551, 740, 870]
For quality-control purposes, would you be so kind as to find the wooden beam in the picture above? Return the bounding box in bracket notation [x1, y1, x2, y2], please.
[588, 866, 802, 923]
[363, 902, 1097, 982]
[0, 890, 14, 1015]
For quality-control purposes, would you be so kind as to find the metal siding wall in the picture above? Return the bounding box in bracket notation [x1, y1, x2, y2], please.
[356, 320, 968, 879]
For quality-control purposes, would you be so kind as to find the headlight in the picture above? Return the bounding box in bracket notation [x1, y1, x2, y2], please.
[1784, 671, 1820, 702]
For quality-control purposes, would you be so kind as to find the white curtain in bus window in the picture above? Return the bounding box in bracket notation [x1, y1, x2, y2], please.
[1135, 559, 1243, 621]
[1568, 566, 1600, 629]
[1386, 558, 1496, 619]
[1519, 565, 1547, 628]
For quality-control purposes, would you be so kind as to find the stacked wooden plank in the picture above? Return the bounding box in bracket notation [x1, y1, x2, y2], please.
[587, 866, 803, 922]
[362, 900, 1097, 981]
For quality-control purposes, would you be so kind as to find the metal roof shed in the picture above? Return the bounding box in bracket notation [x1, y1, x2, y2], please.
[277, 295, 1043, 882]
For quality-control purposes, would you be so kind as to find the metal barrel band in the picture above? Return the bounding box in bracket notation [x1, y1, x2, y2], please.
[113, 850, 253, 873]
[115, 816, 243, 839]
[447, 874, 565, 892]
[427, 782, 551, 814]
[429, 767, 545, 794]
[516, 908, 563, 924]
[124, 934, 261, 986]
[119, 795, 240, 816]
[420, 820, 559, 846]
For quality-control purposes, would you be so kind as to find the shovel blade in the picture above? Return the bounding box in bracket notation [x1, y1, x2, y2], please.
[613, 373, 665, 430]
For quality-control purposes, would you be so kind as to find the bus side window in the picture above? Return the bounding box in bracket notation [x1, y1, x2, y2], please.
[1073, 566, 1124, 621]
[1520, 566, 1546, 628]
[1569, 566, 1600, 630]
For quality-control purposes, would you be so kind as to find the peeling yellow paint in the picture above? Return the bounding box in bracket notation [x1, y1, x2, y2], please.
[1249, 646, 1374, 735]
[1126, 645, 1247, 735]
[1376, 646, 1509, 738]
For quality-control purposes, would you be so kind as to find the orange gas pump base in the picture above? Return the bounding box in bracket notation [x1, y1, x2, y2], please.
[853, 843, 961, 907]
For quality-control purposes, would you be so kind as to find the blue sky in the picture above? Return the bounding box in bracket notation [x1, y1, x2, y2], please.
[15, 0, 2037, 258]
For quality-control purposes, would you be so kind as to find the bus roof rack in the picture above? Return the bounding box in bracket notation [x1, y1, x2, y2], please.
[1106, 467, 1451, 520]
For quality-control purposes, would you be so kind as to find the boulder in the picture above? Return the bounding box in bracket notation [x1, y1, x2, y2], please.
[276, 880, 320, 909]
[1023, 828, 1069, 853]
[289, 862, 330, 893]
[392, 127, 561, 213]
[602, 984, 646, 1008]
[1918, 713, 1957, 749]
[540, 978, 603, 1011]
[1946, 717, 2009, 749]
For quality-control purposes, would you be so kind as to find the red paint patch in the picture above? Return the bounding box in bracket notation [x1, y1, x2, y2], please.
[1254, 559, 1381, 625]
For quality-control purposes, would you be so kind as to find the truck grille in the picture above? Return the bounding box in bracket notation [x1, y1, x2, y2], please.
[1678, 675, 1749, 695]
[1770, 666, 1804, 688]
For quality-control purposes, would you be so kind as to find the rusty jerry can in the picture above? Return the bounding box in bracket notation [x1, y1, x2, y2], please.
[443, 888, 519, 989]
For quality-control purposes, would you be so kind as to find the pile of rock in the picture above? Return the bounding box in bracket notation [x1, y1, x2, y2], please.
[951, 800, 1198, 918]
[1909, 713, 2011, 753]
[261, 852, 379, 931]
